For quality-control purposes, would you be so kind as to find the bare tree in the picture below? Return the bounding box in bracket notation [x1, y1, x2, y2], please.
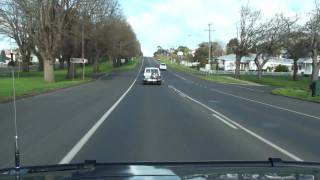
[25, 0, 81, 82]
[0, 0, 33, 72]
[306, 0, 320, 84]
[253, 14, 293, 80]
[235, 4, 261, 79]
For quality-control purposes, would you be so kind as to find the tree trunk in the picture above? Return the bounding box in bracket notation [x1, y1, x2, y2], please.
[59, 58, 64, 69]
[35, 52, 44, 71]
[311, 64, 320, 82]
[66, 61, 77, 79]
[22, 56, 30, 72]
[234, 53, 241, 79]
[93, 53, 100, 73]
[311, 50, 319, 83]
[293, 59, 299, 81]
[94, 58, 100, 73]
[44, 60, 55, 83]
[258, 67, 262, 80]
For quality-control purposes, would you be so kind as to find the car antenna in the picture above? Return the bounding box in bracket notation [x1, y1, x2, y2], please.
[11, 65, 21, 177]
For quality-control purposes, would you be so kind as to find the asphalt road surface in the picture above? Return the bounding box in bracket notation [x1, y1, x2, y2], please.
[1, 57, 320, 168]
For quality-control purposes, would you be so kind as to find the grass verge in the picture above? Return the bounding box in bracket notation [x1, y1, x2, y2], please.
[0, 57, 140, 102]
[272, 88, 320, 103]
[159, 56, 252, 85]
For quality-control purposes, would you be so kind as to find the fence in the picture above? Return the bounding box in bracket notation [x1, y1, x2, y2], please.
[199, 68, 294, 76]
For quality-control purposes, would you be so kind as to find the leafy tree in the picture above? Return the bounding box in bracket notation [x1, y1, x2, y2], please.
[194, 42, 224, 66]
[0, 50, 7, 62]
[226, 38, 239, 54]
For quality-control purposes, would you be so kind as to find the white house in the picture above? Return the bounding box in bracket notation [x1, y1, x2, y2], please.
[216, 54, 256, 71]
[297, 57, 320, 76]
[216, 54, 294, 72]
[263, 58, 294, 72]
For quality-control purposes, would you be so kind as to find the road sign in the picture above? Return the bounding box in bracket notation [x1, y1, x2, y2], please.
[70, 58, 88, 80]
[70, 58, 88, 64]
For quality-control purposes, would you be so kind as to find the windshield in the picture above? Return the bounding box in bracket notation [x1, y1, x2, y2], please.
[1, 0, 320, 177]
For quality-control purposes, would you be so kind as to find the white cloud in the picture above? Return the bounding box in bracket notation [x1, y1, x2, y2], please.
[129, 0, 316, 56]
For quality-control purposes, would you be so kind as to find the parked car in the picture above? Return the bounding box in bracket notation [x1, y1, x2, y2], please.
[143, 67, 162, 85]
[159, 63, 167, 70]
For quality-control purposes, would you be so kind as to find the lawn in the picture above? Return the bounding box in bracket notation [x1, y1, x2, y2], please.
[239, 75, 310, 90]
[159, 56, 251, 85]
[238, 75, 320, 102]
[0, 57, 140, 102]
[272, 88, 320, 103]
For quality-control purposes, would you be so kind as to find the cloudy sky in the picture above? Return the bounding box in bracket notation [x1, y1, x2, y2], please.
[0, 0, 316, 56]
[120, 0, 315, 56]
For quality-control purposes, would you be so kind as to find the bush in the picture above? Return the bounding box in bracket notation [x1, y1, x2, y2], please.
[274, 65, 289, 72]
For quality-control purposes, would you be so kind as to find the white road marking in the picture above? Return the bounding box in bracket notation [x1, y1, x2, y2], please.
[168, 85, 303, 161]
[212, 114, 238, 129]
[232, 85, 265, 93]
[210, 88, 320, 120]
[59, 59, 144, 164]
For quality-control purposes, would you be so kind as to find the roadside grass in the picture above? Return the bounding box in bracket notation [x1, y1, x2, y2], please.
[238, 74, 320, 102]
[114, 57, 140, 71]
[239, 75, 310, 89]
[0, 57, 140, 102]
[159, 56, 250, 85]
[272, 88, 320, 103]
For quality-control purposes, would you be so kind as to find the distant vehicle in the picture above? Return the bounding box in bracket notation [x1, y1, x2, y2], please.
[159, 63, 167, 70]
[143, 67, 162, 85]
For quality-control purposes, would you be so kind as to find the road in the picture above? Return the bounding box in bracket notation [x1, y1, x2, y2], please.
[1, 57, 320, 168]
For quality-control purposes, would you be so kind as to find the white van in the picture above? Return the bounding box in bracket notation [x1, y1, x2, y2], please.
[143, 67, 162, 85]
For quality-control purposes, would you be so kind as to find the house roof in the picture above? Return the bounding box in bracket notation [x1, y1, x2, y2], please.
[298, 58, 313, 63]
[216, 54, 255, 62]
[268, 57, 294, 64]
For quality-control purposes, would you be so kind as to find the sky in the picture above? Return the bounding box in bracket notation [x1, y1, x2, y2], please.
[0, 0, 316, 56]
[119, 0, 315, 56]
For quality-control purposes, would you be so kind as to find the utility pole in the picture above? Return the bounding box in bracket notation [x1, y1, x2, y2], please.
[205, 24, 215, 64]
[208, 23, 211, 64]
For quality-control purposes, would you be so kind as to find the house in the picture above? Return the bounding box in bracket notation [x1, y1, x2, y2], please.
[216, 54, 294, 72]
[263, 58, 294, 72]
[215, 54, 256, 71]
[298, 58, 320, 76]
[4, 49, 18, 61]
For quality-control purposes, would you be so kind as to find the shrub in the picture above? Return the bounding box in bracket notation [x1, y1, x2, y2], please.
[274, 65, 289, 72]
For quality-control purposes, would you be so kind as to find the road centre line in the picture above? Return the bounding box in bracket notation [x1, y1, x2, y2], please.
[210, 88, 320, 120]
[168, 69, 319, 121]
[212, 114, 238, 129]
[231, 85, 265, 93]
[168, 85, 303, 161]
[59, 58, 144, 164]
